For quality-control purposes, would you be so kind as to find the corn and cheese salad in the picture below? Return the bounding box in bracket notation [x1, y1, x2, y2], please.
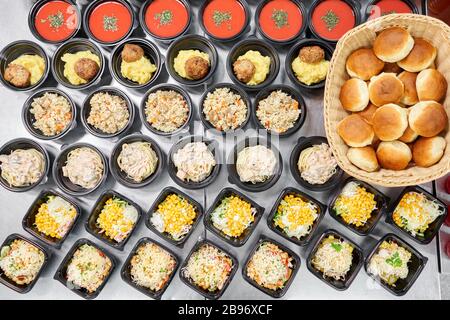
[393, 191, 445, 237]
[150, 194, 197, 241]
[311, 235, 354, 281]
[182, 244, 233, 292]
[34, 195, 77, 239]
[66, 244, 112, 293]
[333, 182, 377, 227]
[0, 239, 45, 285]
[367, 240, 411, 286]
[210, 195, 256, 237]
[130, 242, 177, 292]
[96, 197, 139, 243]
[273, 194, 319, 239]
[246, 242, 293, 291]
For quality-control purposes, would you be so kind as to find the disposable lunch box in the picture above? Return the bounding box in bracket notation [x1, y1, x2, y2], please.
[364, 0, 419, 22]
[53, 238, 116, 300]
[0, 233, 50, 294]
[385, 185, 448, 245]
[306, 229, 364, 291]
[204, 187, 265, 247]
[364, 233, 428, 296]
[22, 189, 82, 249]
[145, 186, 204, 248]
[121, 237, 180, 300]
[267, 187, 327, 246]
[85, 190, 143, 251]
[242, 235, 301, 298]
[179, 239, 238, 300]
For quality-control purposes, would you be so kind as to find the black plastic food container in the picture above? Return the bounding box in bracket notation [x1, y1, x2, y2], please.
[253, 84, 307, 137]
[110, 38, 162, 89]
[267, 187, 327, 246]
[0, 233, 49, 294]
[51, 38, 105, 90]
[386, 185, 448, 245]
[290, 136, 343, 192]
[226, 38, 280, 91]
[179, 239, 238, 300]
[109, 133, 165, 188]
[22, 189, 81, 249]
[286, 38, 334, 90]
[227, 136, 282, 192]
[242, 235, 300, 298]
[364, 233, 427, 296]
[165, 34, 218, 87]
[85, 190, 142, 251]
[306, 229, 363, 290]
[52, 142, 108, 196]
[0, 40, 50, 92]
[121, 237, 179, 300]
[22, 87, 77, 141]
[199, 82, 251, 135]
[168, 135, 221, 190]
[0, 138, 50, 193]
[204, 187, 265, 247]
[53, 238, 115, 299]
[145, 186, 204, 248]
[328, 177, 389, 236]
[81, 86, 134, 139]
[365, 0, 419, 22]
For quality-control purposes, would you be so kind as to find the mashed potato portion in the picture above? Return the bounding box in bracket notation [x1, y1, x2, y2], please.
[236, 51, 270, 86]
[10, 55, 45, 85]
[121, 56, 156, 84]
[292, 57, 329, 86]
[61, 51, 100, 85]
[173, 50, 209, 79]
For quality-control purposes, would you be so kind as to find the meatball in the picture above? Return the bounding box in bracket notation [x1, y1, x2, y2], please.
[121, 43, 144, 63]
[4, 64, 31, 88]
[233, 59, 255, 83]
[184, 56, 209, 80]
[299, 46, 325, 64]
[74, 58, 99, 81]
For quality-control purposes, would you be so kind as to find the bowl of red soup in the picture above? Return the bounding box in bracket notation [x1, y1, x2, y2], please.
[28, 0, 80, 44]
[366, 0, 418, 21]
[139, 0, 191, 42]
[83, 0, 135, 46]
[256, 0, 307, 45]
[308, 0, 361, 43]
[200, 0, 250, 42]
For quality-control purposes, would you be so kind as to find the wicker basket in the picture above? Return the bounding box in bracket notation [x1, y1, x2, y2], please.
[324, 14, 450, 187]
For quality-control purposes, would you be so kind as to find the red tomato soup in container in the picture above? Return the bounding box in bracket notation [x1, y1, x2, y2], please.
[141, 0, 190, 41]
[367, 0, 417, 21]
[30, 0, 80, 43]
[257, 0, 306, 44]
[85, 0, 133, 45]
[201, 0, 249, 41]
[309, 0, 359, 43]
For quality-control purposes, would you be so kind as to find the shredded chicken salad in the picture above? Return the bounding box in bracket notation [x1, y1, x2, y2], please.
[236, 145, 277, 184]
[117, 142, 158, 183]
[0, 148, 45, 187]
[173, 142, 216, 183]
[298, 143, 337, 184]
[62, 147, 104, 189]
[87, 92, 129, 134]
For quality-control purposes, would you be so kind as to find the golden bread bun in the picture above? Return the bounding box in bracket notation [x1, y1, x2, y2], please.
[372, 104, 408, 141]
[413, 136, 446, 167]
[346, 48, 385, 80]
[398, 71, 419, 106]
[347, 146, 379, 172]
[409, 101, 448, 137]
[383, 62, 403, 74]
[373, 27, 414, 63]
[338, 114, 375, 147]
[376, 140, 412, 170]
[416, 68, 448, 102]
[399, 125, 419, 143]
[397, 38, 437, 72]
[356, 103, 378, 125]
[339, 78, 369, 112]
[368, 73, 404, 106]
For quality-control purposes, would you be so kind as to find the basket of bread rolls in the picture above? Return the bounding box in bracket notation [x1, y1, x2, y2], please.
[324, 14, 450, 187]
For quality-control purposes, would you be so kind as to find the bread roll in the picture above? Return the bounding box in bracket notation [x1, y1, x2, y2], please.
[356, 103, 378, 125]
[413, 136, 446, 167]
[347, 146, 379, 172]
[346, 48, 385, 80]
[383, 62, 403, 74]
[397, 38, 437, 72]
[416, 69, 448, 102]
[339, 78, 370, 112]
[338, 114, 375, 147]
[398, 71, 419, 105]
[376, 141, 412, 170]
[399, 126, 419, 143]
[368, 73, 404, 106]
[372, 104, 408, 141]
[409, 101, 448, 137]
[373, 27, 414, 63]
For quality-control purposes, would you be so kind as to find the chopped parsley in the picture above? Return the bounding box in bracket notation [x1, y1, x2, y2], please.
[321, 9, 340, 31]
[41, 10, 64, 30]
[271, 9, 289, 29]
[212, 10, 232, 27]
[155, 10, 173, 27]
[386, 252, 403, 268]
[103, 15, 118, 32]
[331, 242, 342, 252]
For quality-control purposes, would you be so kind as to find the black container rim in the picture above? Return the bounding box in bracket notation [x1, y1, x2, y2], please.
[22, 188, 81, 249]
[80, 86, 135, 138]
[109, 133, 165, 188]
[0, 40, 50, 92]
[364, 0, 419, 22]
[0, 137, 50, 193]
[139, 83, 193, 137]
[28, 0, 81, 45]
